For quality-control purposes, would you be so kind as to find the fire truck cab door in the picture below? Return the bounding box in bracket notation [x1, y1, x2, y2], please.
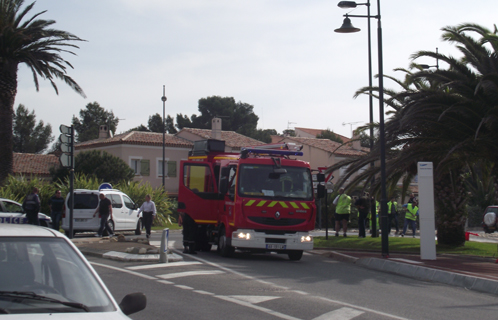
[180, 162, 219, 223]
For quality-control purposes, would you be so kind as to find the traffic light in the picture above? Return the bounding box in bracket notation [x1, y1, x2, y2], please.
[59, 124, 74, 168]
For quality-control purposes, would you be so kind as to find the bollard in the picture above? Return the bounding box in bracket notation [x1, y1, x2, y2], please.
[159, 228, 169, 263]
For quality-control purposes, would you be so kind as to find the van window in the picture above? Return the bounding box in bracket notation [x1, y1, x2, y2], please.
[109, 194, 123, 208]
[70, 194, 99, 209]
[123, 195, 135, 210]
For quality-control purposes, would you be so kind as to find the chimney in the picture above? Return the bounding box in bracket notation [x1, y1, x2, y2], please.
[99, 125, 113, 139]
[352, 134, 361, 150]
[211, 118, 222, 140]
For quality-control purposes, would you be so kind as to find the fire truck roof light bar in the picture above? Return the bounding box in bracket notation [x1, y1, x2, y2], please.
[241, 148, 304, 157]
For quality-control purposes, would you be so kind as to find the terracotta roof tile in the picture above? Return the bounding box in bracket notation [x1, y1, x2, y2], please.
[13, 153, 60, 176]
[75, 131, 193, 150]
[177, 128, 263, 150]
[284, 137, 368, 156]
[295, 127, 351, 143]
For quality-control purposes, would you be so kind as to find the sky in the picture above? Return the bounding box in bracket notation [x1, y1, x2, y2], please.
[13, 0, 498, 141]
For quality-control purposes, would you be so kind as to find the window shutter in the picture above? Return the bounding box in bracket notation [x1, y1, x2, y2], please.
[140, 159, 150, 176]
[168, 161, 177, 177]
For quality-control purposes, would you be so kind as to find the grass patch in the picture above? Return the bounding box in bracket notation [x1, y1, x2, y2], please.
[314, 236, 498, 258]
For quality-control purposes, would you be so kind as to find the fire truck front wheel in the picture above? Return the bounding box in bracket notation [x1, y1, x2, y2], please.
[288, 250, 303, 261]
[218, 227, 234, 257]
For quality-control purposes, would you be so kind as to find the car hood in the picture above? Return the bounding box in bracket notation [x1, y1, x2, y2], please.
[0, 311, 130, 319]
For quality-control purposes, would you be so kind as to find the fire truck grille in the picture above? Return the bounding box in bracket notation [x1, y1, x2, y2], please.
[248, 217, 306, 226]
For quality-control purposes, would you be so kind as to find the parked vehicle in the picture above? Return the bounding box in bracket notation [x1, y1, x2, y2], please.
[0, 224, 146, 318]
[178, 140, 317, 260]
[482, 205, 498, 233]
[61, 188, 141, 237]
[0, 198, 52, 228]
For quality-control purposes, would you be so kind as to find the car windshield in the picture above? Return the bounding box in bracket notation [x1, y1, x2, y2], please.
[0, 237, 115, 314]
[238, 164, 313, 200]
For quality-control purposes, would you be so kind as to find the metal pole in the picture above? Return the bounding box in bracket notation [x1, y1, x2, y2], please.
[367, 0, 377, 238]
[161, 86, 167, 190]
[376, 0, 389, 258]
[159, 228, 169, 263]
[69, 125, 75, 239]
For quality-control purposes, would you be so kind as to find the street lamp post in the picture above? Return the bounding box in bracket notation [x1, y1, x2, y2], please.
[161, 86, 167, 190]
[335, 0, 389, 257]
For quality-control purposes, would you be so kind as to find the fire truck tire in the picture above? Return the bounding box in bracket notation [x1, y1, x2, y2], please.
[288, 250, 303, 261]
[218, 227, 234, 257]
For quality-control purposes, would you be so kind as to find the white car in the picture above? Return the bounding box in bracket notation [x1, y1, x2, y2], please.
[62, 189, 142, 237]
[0, 198, 52, 228]
[0, 224, 146, 318]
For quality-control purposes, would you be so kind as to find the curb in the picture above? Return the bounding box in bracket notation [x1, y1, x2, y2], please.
[356, 257, 498, 295]
[78, 247, 184, 263]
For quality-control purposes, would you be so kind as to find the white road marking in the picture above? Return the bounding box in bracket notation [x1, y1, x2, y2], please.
[157, 280, 174, 285]
[157, 270, 224, 279]
[194, 290, 215, 296]
[176, 250, 410, 320]
[216, 295, 302, 320]
[90, 262, 156, 280]
[126, 261, 201, 270]
[317, 297, 410, 320]
[175, 285, 194, 290]
[229, 295, 280, 304]
[312, 307, 364, 320]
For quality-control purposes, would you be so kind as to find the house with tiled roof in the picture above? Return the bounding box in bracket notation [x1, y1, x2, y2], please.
[273, 136, 368, 185]
[13, 153, 60, 179]
[74, 121, 264, 195]
[74, 128, 193, 195]
[294, 127, 350, 143]
[176, 129, 263, 151]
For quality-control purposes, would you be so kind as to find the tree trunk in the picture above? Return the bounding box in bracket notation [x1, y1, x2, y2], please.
[434, 170, 467, 246]
[0, 62, 18, 185]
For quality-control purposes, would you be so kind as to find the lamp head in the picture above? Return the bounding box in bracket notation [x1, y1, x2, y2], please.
[334, 16, 361, 33]
[338, 1, 358, 8]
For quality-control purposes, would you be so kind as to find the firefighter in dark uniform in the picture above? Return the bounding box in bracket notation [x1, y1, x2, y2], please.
[179, 212, 197, 254]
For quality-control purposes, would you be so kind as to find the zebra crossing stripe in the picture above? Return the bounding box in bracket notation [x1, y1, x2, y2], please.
[157, 270, 224, 280]
[312, 307, 364, 320]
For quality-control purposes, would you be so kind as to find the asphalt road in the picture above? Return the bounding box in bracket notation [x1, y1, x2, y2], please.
[86, 231, 498, 320]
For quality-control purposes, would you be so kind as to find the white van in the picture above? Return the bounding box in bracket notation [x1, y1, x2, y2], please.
[62, 189, 142, 237]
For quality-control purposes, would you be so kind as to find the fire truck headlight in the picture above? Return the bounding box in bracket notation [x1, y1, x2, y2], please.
[300, 235, 312, 242]
[237, 232, 251, 240]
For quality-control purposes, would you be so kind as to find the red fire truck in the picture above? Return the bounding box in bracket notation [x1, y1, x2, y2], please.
[177, 139, 318, 260]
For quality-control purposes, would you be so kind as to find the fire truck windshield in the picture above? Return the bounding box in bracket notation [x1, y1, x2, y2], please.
[238, 164, 313, 200]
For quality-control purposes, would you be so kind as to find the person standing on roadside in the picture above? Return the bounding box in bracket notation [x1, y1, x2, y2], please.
[355, 192, 370, 238]
[49, 190, 65, 231]
[333, 188, 351, 237]
[137, 194, 156, 239]
[387, 196, 399, 235]
[401, 200, 418, 237]
[92, 193, 115, 238]
[23, 187, 41, 226]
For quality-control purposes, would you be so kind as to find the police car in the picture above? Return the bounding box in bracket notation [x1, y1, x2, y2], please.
[0, 224, 146, 318]
[0, 198, 52, 227]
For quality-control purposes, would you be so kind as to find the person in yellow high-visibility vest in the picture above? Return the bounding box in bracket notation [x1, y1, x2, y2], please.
[387, 197, 399, 235]
[369, 200, 380, 234]
[333, 188, 351, 237]
[401, 200, 419, 237]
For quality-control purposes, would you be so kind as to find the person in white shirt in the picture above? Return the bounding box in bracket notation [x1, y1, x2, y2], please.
[137, 194, 156, 239]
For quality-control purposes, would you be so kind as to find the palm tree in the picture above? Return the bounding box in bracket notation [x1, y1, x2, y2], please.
[329, 23, 498, 246]
[0, 0, 86, 184]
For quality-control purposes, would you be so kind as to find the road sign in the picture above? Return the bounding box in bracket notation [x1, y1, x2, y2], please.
[60, 124, 72, 135]
[59, 133, 71, 145]
[60, 143, 71, 153]
[60, 153, 71, 167]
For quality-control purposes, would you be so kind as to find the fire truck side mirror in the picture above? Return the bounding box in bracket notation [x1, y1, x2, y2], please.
[316, 184, 326, 199]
